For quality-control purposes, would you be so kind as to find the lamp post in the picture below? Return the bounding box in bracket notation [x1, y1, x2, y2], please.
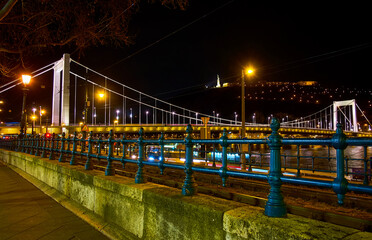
[195, 112, 198, 125]
[93, 107, 97, 125]
[241, 67, 254, 170]
[116, 109, 120, 121]
[32, 108, 36, 134]
[20, 75, 31, 136]
[39, 107, 45, 134]
[234, 112, 238, 125]
[146, 111, 149, 124]
[130, 108, 133, 124]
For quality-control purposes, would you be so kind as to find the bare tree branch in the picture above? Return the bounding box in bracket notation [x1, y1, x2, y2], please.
[0, 0, 17, 21]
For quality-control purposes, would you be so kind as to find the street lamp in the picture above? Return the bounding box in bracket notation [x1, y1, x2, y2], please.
[39, 108, 45, 134]
[216, 113, 219, 126]
[195, 112, 198, 125]
[234, 112, 237, 125]
[20, 75, 31, 136]
[146, 111, 149, 124]
[241, 67, 254, 170]
[130, 108, 133, 124]
[116, 109, 120, 120]
[32, 108, 36, 134]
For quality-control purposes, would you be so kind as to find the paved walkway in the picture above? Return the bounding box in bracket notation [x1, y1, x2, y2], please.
[0, 162, 109, 240]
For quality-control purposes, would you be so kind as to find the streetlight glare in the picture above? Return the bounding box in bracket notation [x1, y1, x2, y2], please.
[245, 68, 254, 76]
[98, 92, 105, 99]
[22, 75, 31, 85]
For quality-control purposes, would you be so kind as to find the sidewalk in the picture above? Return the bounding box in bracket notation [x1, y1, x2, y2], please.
[0, 162, 109, 240]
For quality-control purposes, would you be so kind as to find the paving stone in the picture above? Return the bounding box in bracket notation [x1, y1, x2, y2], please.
[0, 163, 109, 240]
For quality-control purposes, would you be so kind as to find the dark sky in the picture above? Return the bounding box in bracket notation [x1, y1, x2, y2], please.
[2, 0, 371, 123]
[76, 0, 371, 98]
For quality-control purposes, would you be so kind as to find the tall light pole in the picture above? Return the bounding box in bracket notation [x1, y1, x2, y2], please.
[39, 107, 45, 134]
[20, 75, 31, 136]
[32, 108, 36, 134]
[241, 67, 254, 170]
[130, 108, 133, 124]
[146, 111, 149, 124]
[234, 112, 238, 125]
[116, 109, 120, 121]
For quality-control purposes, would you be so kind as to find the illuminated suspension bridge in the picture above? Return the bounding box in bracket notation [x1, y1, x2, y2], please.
[1, 54, 371, 136]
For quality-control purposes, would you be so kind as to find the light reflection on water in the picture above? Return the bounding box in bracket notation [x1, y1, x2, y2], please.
[249, 146, 372, 171]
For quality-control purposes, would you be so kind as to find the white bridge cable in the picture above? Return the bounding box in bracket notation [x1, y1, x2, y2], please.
[282, 104, 333, 125]
[70, 59, 223, 120]
[356, 103, 372, 127]
[0, 62, 55, 91]
[0, 82, 22, 94]
[69, 67, 237, 125]
[0, 66, 54, 94]
[70, 72, 205, 123]
[336, 106, 352, 126]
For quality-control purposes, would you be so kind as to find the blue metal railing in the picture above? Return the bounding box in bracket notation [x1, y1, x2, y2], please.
[1, 118, 371, 218]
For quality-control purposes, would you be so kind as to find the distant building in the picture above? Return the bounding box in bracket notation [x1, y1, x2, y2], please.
[216, 74, 221, 88]
[298, 81, 318, 86]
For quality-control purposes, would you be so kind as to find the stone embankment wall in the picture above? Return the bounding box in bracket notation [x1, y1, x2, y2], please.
[0, 149, 370, 240]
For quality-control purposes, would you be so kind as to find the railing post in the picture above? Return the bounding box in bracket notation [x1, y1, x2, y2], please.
[158, 132, 165, 175]
[97, 133, 102, 162]
[49, 133, 56, 160]
[212, 144, 216, 167]
[35, 135, 40, 156]
[105, 130, 115, 176]
[135, 128, 145, 183]
[332, 123, 348, 205]
[21, 134, 26, 153]
[264, 118, 286, 218]
[182, 124, 196, 196]
[40, 134, 47, 158]
[29, 135, 35, 155]
[70, 132, 77, 165]
[16, 134, 21, 152]
[296, 145, 301, 177]
[248, 143, 252, 171]
[363, 146, 369, 185]
[66, 135, 71, 158]
[85, 131, 94, 170]
[120, 134, 127, 168]
[219, 128, 229, 187]
[59, 132, 66, 162]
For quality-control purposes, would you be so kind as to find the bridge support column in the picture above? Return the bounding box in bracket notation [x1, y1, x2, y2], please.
[52, 54, 70, 126]
[333, 99, 357, 132]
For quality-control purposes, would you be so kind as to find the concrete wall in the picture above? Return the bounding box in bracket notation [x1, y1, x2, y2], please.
[0, 149, 370, 240]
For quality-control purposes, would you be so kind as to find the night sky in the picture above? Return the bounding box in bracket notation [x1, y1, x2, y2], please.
[79, 0, 372, 97]
[1, 0, 372, 122]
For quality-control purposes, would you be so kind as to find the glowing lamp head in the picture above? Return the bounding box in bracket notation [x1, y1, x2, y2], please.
[245, 68, 254, 76]
[98, 92, 105, 99]
[22, 75, 31, 85]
